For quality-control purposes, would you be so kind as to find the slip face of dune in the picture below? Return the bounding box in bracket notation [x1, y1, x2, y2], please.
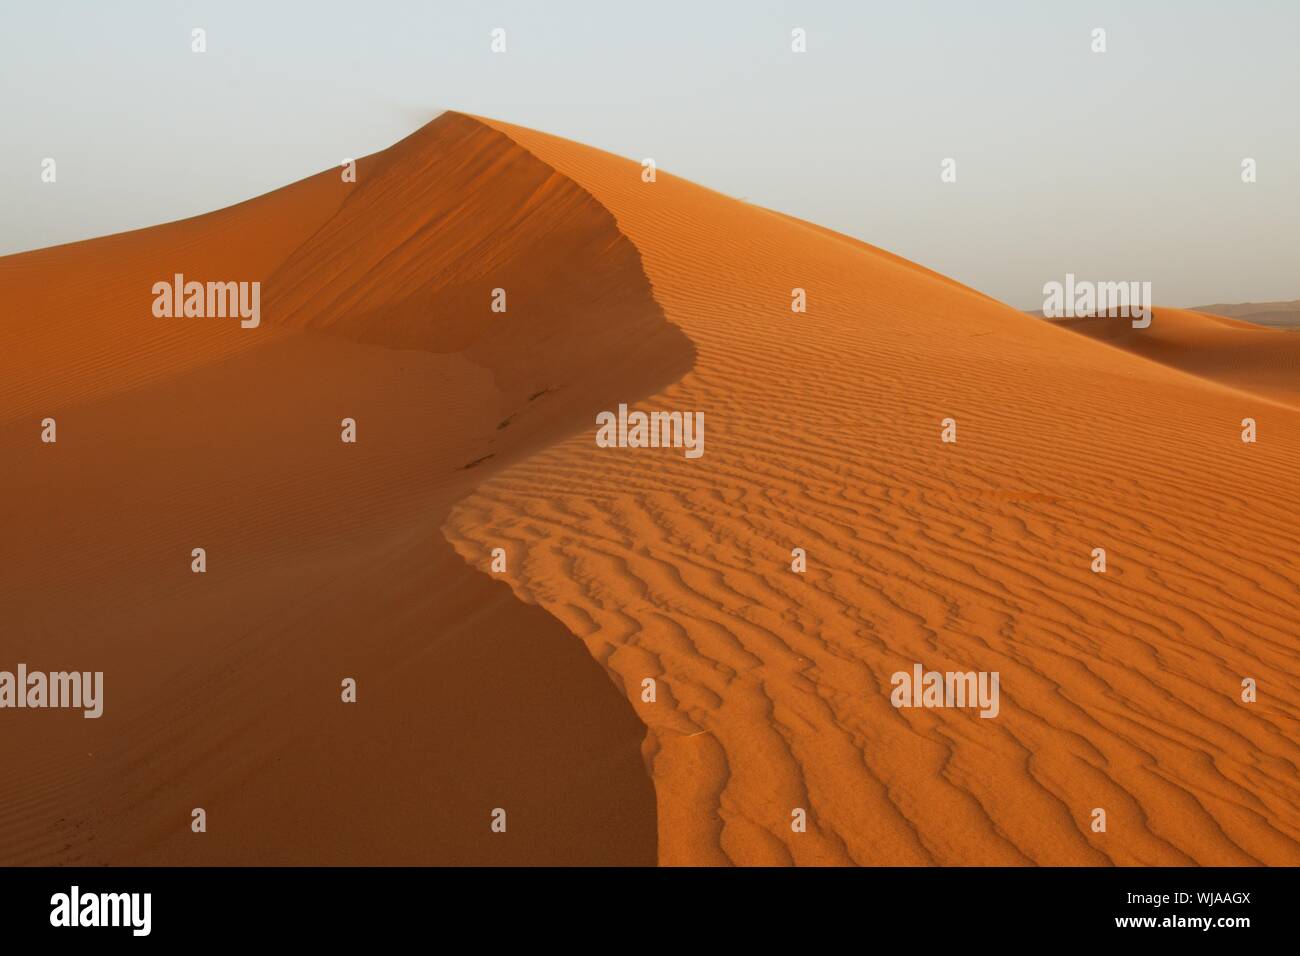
[0, 112, 686, 865]
[1055, 308, 1300, 410]
[265, 113, 691, 441]
[446, 117, 1300, 866]
[6, 108, 1298, 871]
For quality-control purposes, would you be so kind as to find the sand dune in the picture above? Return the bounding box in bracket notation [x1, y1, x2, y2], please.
[0, 113, 675, 865]
[446, 116, 1300, 866]
[1193, 300, 1300, 330]
[4, 111, 1298, 868]
[1055, 308, 1300, 409]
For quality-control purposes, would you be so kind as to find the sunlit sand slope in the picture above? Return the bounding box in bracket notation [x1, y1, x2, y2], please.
[447, 115, 1300, 866]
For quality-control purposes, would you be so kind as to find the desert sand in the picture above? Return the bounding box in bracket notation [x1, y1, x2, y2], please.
[1193, 300, 1300, 330]
[1057, 308, 1300, 409]
[447, 115, 1300, 865]
[3, 112, 1298, 866]
[0, 113, 669, 865]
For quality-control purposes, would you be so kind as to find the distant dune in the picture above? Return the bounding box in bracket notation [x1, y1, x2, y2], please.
[1193, 300, 1300, 329]
[1054, 308, 1300, 410]
[4, 112, 1298, 867]
[1029, 301, 1300, 330]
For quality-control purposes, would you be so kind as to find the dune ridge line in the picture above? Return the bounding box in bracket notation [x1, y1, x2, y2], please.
[0, 111, 693, 865]
[445, 114, 1300, 867]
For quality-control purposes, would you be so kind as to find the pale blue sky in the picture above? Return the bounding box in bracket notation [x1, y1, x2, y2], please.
[2, 0, 1297, 308]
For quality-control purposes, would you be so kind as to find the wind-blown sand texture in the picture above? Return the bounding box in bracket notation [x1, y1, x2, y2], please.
[3, 112, 1297, 867]
[447, 116, 1300, 866]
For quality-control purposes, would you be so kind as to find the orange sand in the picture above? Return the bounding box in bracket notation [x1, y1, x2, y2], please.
[1057, 308, 1300, 409]
[447, 115, 1300, 866]
[3, 112, 1298, 867]
[0, 114, 668, 865]
[1194, 300, 1300, 330]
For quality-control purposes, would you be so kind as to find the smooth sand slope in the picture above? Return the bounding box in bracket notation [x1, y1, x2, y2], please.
[1056, 308, 1300, 410]
[1194, 300, 1300, 330]
[445, 116, 1300, 866]
[0, 113, 681, 865]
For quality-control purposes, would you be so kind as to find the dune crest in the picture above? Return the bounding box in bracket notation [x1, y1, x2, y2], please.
[446, 116, 1300, 866]
[265, 113, 692, 431]
[1194, 300, 1300, 330]
[0, 112, 690, 865]
[1056, 307, 1300, 409]
[4, 108, 1297, 868]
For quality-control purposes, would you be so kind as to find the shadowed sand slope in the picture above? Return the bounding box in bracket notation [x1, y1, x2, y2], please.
[265, 113, 689, 439]
[0, 112, 690, 865]
[445, 116, 1300, 866]
[0, 162, 347, 426]
[1056, 308, 1300, 409]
